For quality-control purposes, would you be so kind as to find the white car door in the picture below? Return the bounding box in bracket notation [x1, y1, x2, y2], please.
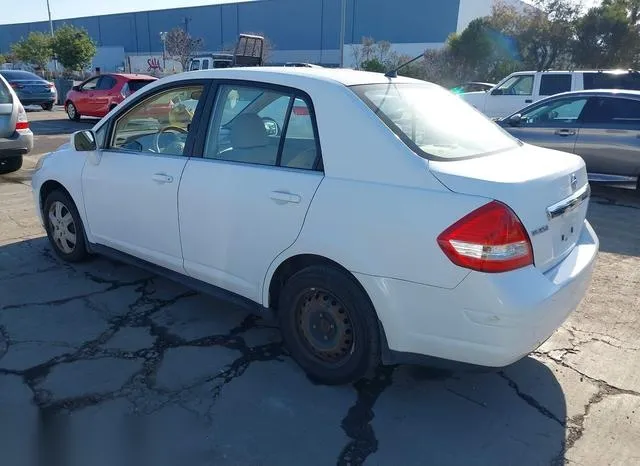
[484, 73, 537, 118]
[179, 83, 323, 301]
[82, 81, 208, 272]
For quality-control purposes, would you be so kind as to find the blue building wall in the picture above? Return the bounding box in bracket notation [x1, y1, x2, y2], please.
[0, 0, 461, 58]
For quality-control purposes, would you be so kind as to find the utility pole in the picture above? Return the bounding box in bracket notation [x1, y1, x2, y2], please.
[46, 0, 59, 74]
[183, 17, 192, 34]
[339, 0, 346, 68]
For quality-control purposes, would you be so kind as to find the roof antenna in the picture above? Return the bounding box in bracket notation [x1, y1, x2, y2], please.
[384, 52, 426, 78]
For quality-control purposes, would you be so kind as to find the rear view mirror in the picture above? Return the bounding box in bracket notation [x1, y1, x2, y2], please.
[73, 130, 97, 151]
[508, 114, 522, 127]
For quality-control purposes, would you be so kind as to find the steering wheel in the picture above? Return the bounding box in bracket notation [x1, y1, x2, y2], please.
[154, 126, 188, 153]
[261, 117, 281, 137]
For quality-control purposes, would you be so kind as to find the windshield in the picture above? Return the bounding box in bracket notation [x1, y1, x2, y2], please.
[0, 70, 41, 81]
[351, 83, 519, 160]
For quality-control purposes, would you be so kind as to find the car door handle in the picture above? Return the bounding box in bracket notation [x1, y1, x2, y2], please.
[555, 129, 576, 137]
[269, 191, 301, 204]
[152, 173, 174, 184]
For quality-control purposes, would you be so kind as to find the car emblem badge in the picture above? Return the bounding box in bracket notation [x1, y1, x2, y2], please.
[570, 174, 578, 192]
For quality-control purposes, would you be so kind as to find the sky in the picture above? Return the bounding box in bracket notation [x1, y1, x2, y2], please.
[0, 0, 603, 26]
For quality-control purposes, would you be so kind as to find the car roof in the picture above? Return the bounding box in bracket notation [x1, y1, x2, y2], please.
[542, 89, 640, 99]
[109, 73, 158, 80]
[163, 66, 423, 87]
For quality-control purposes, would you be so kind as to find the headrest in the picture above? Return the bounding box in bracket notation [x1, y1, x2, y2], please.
[230, 113, 268, 149]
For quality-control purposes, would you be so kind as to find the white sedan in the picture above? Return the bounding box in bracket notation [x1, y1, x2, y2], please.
[31, 67, 599, 385]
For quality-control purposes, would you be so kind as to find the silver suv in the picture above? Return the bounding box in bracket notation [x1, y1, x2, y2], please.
[0, 73, 34, 175]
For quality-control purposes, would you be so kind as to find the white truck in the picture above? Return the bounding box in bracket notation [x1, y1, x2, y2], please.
[460, 69, 640, 119]
[187, 34, 265, 71]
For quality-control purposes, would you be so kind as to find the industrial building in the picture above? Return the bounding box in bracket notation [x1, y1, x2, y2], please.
[0, 0, 521, 72]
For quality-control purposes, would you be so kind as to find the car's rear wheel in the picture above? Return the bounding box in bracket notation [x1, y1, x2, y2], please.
[43, 190, 89, 262]
[41, 102, 54, 111]
[66, 102, 80, 121]
[278, 265, 380, 385]
[0, 156, 23, 175]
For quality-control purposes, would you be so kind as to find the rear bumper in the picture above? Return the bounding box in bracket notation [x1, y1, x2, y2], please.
[17, 94, 56, 105]
[0, 130, 34, 157]
[356, 220, 599, 368]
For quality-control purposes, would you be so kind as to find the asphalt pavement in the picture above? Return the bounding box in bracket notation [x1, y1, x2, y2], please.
[0, 108, 638, 466]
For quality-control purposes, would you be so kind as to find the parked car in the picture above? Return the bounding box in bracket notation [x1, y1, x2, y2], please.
[498, 89, 640, 191]
[450, 81, 495, 94]
[32, 67, 598, 385]
[0, 73, 33, 174]
[0, 69, 57, 111]
[64, 73, 157, 121]
[461, 69, 640, 118]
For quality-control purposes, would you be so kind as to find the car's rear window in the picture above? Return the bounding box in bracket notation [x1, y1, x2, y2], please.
[351, 83, 518, 160]
[583, 72, 640, 91]
[0, 78, 11, 104]
[128, 80, 154, 92]
[0, 70, 41, 81]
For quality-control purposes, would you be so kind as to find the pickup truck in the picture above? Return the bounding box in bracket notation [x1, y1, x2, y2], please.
[460, 69, 640, 119]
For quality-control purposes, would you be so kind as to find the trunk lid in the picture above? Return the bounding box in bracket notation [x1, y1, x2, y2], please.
[430, 144, 590, 272]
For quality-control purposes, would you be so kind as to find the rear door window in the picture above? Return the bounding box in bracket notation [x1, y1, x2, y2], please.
[96, 76, 117, 90]
[539, 74, 572, 96]
[582, 97, 640, 126]
[128, 80, 154, 93]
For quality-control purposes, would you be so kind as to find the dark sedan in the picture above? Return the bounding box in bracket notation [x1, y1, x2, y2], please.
[0, 70, 57, 110]
[497, 89, 640, 191]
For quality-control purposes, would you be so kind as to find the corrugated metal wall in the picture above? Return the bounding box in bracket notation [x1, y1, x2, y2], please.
[0, 0, 461, 63]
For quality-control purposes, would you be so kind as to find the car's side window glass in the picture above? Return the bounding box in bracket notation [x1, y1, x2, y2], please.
[520, 98, 588, 126]
[496, 75, 534, 96]
[81, 78, 99, 91]
[280, 98, 319, 170]
[110, 85, 204, 156]
[202, 59, 210, 70]
[539, 74, 571, 96]
[204, 85, 291, 166]
[0, 79, 11, 104]
[583, 97, 640, 126]
[96, 76, 116, 91]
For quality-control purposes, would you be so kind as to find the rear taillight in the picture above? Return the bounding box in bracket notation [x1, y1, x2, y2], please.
[16, 106, 29, 131]
[437, 201, 533, 273]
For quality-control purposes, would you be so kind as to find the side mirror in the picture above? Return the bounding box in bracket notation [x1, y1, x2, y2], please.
[72, 130, 97, 151]
[72, 85, 81, 92]
[507, 114, 523, 127]
[491, 88, 504, 96]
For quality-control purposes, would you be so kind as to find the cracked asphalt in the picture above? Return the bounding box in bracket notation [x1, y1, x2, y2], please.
[0, 109, 638, 466]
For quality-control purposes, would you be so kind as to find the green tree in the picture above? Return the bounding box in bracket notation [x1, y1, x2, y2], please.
[51, 24, 97, 73]
[11, 31, 53, 72]
[573, 2, 640, 67]
[0, 54, 5, 65]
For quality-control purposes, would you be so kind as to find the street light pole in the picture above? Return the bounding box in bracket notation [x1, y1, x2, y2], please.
[46, 0, 59, 74]
[339, 0, 346, 68]
[160, 32, 167, 71]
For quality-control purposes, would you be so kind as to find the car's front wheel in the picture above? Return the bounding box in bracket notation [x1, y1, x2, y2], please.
[278, 265, 381, 385]
[66, 102, 80, 121]
[0, 156, 23, 175]
[43, 190, 89, 262]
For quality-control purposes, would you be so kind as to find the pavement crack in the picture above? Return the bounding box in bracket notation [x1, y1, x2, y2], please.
[498, 371, 564, 427]
[337, 366, 395, 466]
[445, 387, 487, 409]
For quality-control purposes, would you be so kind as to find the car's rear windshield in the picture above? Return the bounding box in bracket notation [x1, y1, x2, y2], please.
[0, 70, 41, 81]
[0, 78, 11, 104]
[351, 82, 519, 160]
[583, 72, 640, 91]
[128, 80, 155, 92]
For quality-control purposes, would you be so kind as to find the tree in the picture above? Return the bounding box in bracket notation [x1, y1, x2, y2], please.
[51, 24, 97, 73]
[0, 54, 5, 66]
[165, 27, 203, 70]
[11, 31, 53, 73]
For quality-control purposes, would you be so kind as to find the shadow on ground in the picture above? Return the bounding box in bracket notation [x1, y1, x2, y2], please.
[589, 185, 640, 257]
[0, 237, 568, 465]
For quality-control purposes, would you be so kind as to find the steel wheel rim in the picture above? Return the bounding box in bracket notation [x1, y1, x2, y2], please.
[48, 201, 76, 254]
[67, 103, 76, 118]
[295, 288, 355, 366]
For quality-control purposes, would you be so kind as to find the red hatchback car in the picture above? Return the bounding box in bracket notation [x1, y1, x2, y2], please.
[65, 73, 157, 120]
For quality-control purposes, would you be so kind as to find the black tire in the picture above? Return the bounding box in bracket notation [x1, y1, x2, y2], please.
[41, 102, 54, 111]
[0, 156, 23, 175]
[43, 190, 89, 263]
[278, 265, 381, 385]
[66, 101, 80, 121]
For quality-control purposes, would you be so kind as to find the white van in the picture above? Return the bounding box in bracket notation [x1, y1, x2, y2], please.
[460, 70, 640, 118]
